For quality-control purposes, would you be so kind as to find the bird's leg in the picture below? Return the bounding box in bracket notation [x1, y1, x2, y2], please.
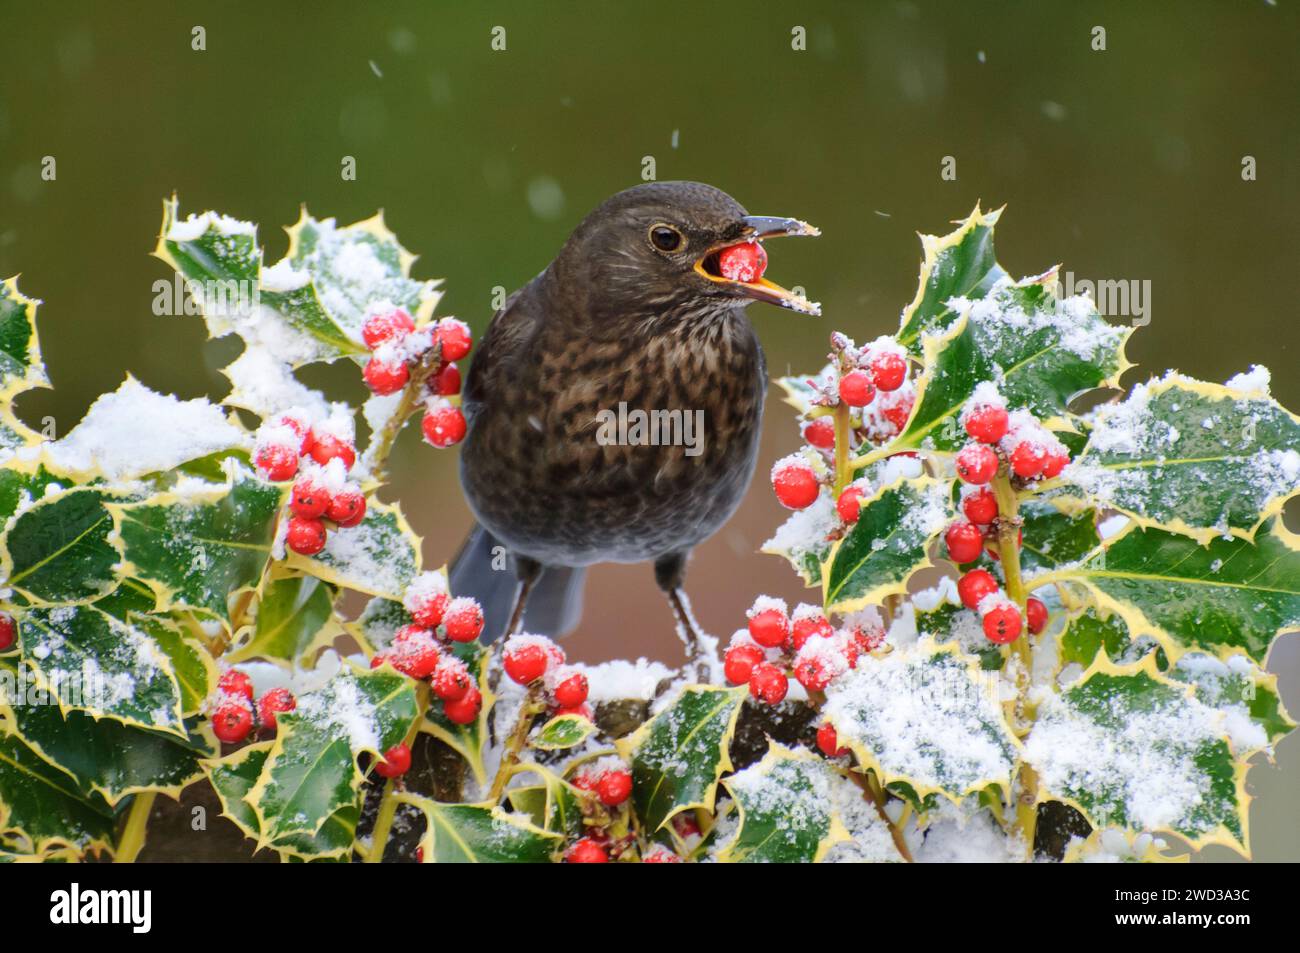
[505, 555, 542, 637]
[654, 552, 710, 683]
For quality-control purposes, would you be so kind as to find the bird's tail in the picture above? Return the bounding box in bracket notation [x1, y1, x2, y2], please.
[449, 524, 586, 642]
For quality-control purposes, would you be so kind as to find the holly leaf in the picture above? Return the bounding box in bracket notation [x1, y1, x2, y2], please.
[1057, 607, 1143, 669]
[823, 477, 951, 614]
[508, 766, 588, 838]
[0, 733, 115, 854]
[617, 685, 746, 832]
[0, 487, 123, 605]
[1169, 653, 1294, 754]
[398, 794, 561, 863]
[1018, 502, 1099, 574]
[915, 600, 1004, 670]
[1025, 656, 1248, 854]
[531, 713, 597, 751]
[421, 641, 493, 786]
[227, 574, 339, 667]
[717, 744, 850, 863]
[1062, 374, 1300, 543]
[347, 595, 410, 655]
[761, 493, 836, 587]
[0, 277, 49, 405]
[131, 611, 215, 716]
[284, 499, 420, 602]
[824, 642, 1020, 802]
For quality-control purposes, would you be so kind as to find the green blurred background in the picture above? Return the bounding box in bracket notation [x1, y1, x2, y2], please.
[2, 1, 1296, 859]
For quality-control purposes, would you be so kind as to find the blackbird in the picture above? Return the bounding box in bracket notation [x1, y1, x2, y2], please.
[450, 181, 819, 668]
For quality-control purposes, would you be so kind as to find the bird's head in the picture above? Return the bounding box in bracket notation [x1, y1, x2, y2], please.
[549, 181, 821, 326]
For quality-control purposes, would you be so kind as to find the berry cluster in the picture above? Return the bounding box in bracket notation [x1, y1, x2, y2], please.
[502, 634, 591, 719]
[253, 410, 366, 556]
[0, 612, 14, 652]
[563, 755, 645, 863]
[723, 598, 885, 704]
[954, 567, 1049, 646]
[208, 669, 297, 745]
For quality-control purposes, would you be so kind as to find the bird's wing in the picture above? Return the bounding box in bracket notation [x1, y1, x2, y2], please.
[462, 278, 543, 426]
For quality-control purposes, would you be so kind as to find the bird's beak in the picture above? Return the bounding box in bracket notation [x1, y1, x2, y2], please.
[694, 215, 822, 316]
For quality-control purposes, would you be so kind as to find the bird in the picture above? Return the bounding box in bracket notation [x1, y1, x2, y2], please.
[450, 181, 819, 671]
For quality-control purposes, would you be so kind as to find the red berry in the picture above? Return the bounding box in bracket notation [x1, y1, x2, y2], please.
[362, 308, 415, 349]
[442, 685, 482, 725]
[257, 688, 296, 734]
[945, 520, 985, 564]
[408, 590, 449, 629]
[375, 742, 412, 778]
[802, 417, 835, 449]
[254, 443, 299, 482]
[882, 393, 915, 432]
[816, 722, 849, 758]
[1041, 448, 1069, 479]
[422, 402, 467, 448]
[370, 653, 390, 669]
[870, 352, 908, 392]
[434, 319, 473, 361]
[415, 846, 424, 863]
[839, 370, 876, 407]
[793, 655, 833, 692]
[286, 516, 327, 555]
[772, 461, 819, 510]
[290, 474, 330, 518]
[554, 702, 592, 721]
[955, 443, 999, 484]
[274, 413, 313, 454]
[1026, 597, 1049, 635]
[308, 432, 356, 470]
[836, 485, 866, 524]
[565, 837, 608, 864]
[982, 604, 1023, 644]
[723, 643, 765, 685]
[596, 770, 633, 807]
[325, 487, 366, 527]
[504, 643, 550, 685]
[957, 569, 999, 611]
[218, 669, 255, 701]
[748, 663, 788, 705]
[964, 404, 1009, 444]
[391, 625, 441, 679]
[717, 241, 768, 283]
[790, 613, 833, 650]
[1010, 441, 1048, 480]
[552, 671, 589, 709]
[442, 597, 484, 642]
[643, 846, 682, 863]
[962, 487, 998, 525]
[747, 607, 789, 648]
[363, 357, 410, 396]
[431, 658, 472, 701]
[212, 703, 253, 744]
[0, 613, 14, 652]
[850, 624, 885, 655]
[431, 362, 461, 396]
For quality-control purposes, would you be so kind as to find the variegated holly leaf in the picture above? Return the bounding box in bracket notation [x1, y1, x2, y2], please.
[398, 794, 561, 863]
[915, 600, 1003, 670]
[1025, 656, 1247, 854]
[109, 468, 283, 625]
[531, 713, 597, 751]
[762, 493, 836, 586]
[421, 640, 492, 785]
[0, 732, 115, 854]
[131, 611, 215, 716]
[824, 642, 1020, 802]
[823, 477, 951, 614]
[1061, 827, 1188, 863]
[1063, 373, 1300, 542]
[1018, 502, 1099, 574]
[508, 767, 588, 838]
[717, 745, 849, 863]
[1041, 518, 1300, 665]
[0, 277, 49, 406]
[1057, 607, 1145, 669]
[227, 574, 338, 667]
[1, 486, 122, 605]
[347, 595, 410, 655]
[1169, 653, 1294, 754]
[284, 499, 419, 602]
[0, 463, 64, 524]
[617, 685, 746, 832]
[896, 205, 1006, 354]
[247, 665, 418, 843]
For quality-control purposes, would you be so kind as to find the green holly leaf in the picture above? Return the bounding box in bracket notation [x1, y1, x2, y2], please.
[1025, 656, 1248, 854]
[0, 277, 49, 404]
[109, 468, 283, 625]
[531, 713, 597, 751]
[1018, 502, 1099, 574]
[511, 767, 589, 838]
[130, 611, 215, 716]
[823, 477, 951, 614]
[1169, 653, 1295, 754]
[1057, 607, 1142, 668]
[761, 494, 835, 587]
[347, 595, 410, 655]
[914, 599, 1004, 670]
[1062, 374, 1300, 543]
[717, 745, 850, 863]
[398, 794, 561, 863]
[0, 487, 123, 605]
[247, 665, 417, 843]
[284, 499, 419, 602]
[1042, 518, 1300, 665]
[617, 685, 746, 832]
[421, 640, 492, 786]
[824, 642, 1020, 802]
[0, 733, 115, 854]
[227, 574, 338, 667]
[0, 463, 64, 524]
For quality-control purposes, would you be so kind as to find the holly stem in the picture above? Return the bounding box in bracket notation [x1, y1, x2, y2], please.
[486, 683, 546, 805]
[115, 791, 156, 863]
[832, 402, 852, 496]
[364, 683, 430, 864]
[367, 341, 444, 482]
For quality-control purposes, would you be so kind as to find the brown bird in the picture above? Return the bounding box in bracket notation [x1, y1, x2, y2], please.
[450, 181, 819, 668]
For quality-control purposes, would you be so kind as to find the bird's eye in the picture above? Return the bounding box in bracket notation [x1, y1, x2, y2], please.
[649, 224, 683, 252]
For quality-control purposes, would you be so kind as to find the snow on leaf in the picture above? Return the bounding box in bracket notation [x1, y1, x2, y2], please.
[761, 491, 835, 586]
[1168, 652, 1294, 755]
[1, 487, 123, 605]
[397, 794, 561, 863]
[283, 498, 419, 602]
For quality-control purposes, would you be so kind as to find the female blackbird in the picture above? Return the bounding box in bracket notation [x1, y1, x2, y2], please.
[451, 181, 819, 669]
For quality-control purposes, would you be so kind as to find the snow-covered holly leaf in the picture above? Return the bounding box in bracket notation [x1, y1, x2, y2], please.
[130, 610, 215, 716]
[824, 642, 1020, 803]
[227, 574, 338, 667]
[1169, 653, 1294, 755]
[0, 487, 123, 605]
[0, 277, 49, 405]
[397, 794, 561, 863]
[1018, 502, 1099, 574]
[1063, 373, 1300, 542]
[109, 469, 283, 625]
[531, 713, 597, 751]
[421, 641, 493, 786]
[1043, 518, 1300, 665]
[347, 595, 409, 655]
[247, 666, 418, 843]
[823, 477, 950, 614]
[716, 745, 850, 863]
[761, 493, 835, 586]
[915, 600, 1004, 670]
[1025, 656, 1248, 854]
[284, 499, 419, 602]
[0, 463, 63, 525]
[1061, 827, 1188, 864]
[0, 733, 115, 854]
[617, 685, 746, 832]
[895, 204, 1005, 355]
[773, 374, 824, 417]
